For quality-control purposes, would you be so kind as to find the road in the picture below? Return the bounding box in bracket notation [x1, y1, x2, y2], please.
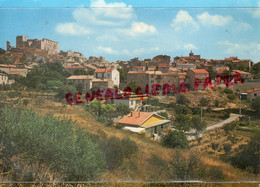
[205, 113, 239, 131]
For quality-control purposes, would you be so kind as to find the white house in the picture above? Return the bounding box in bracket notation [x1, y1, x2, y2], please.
[0, 73, 9, 85]
[94, 68, 120, 87]
[113, 95, 148, 109]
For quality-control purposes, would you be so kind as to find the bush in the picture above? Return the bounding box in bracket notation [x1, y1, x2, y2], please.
[223, 143, 232, 154]
[224, 88, 233, 94]
[56, 85, 76, 100]
[8, 91, 21, 98]
[211, 143, 219, 150]
[207, 167, 225, 180]
[158, 112, 168, 119]
[227, 93, 236, 100]
[229, 133, 260, 174]
[176, 94, 189, 105]
[116, 103, 130, 115]
[0, 107, 106, 181]
[175, 105, 191, 115]
[97, 116, 108, 123]
[170, 151, 206, 180]
[161, 130, 188, 148]
[147, 154, 171, 180]
[121, 138, 138, 158]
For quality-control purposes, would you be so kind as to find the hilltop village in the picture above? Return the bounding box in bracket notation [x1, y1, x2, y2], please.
[1, 36, 259, 181]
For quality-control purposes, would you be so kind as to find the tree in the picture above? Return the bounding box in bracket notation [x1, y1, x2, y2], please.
[175, 105, 191, 115]
[127, 81, 139, 92]
[192, 115, 206, 134]
[0, 107, 106, 181]
[200, 97, 209, 107]
[161, 130, 188, 148]
[101, 103, 116, 118]
[73, 69, 88, 75]
[116, 103, 130, 115]
[56, 85, 76, 100]
[158, 112, 168, 119]
[117, 68, 127, 82]
[251, 62, 260, 79]
[229, 133, 260, 174]
[251, 96, 260, 113]
[208, 66, 217, 80]
[89, 99, 102, 116]
[227, 93, 236, 100]
[176, 94, 189, 105]
[47, 80, 63, 91]
[174, 114, 192, 132]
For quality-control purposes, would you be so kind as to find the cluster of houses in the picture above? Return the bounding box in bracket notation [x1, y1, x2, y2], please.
[1, 35, 259, 137]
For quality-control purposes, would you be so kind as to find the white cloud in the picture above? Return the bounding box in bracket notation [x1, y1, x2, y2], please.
[119, 22, 157, 36]
[97, 46, 120, 55]
[252, 1, 260, 18]
[235, 22, 252, 31]
[218, 41, 260, 62]
[55, 23, 91, 35]
[197, 12, 233, 26]
[73, 0, 135, 26]
[90, 0, 134, 20]
[171, 10, 199, 31]
[183, 43, 198, 50]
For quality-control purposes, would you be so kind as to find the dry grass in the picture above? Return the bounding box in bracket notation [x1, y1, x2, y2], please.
[22, 96, 259, 182]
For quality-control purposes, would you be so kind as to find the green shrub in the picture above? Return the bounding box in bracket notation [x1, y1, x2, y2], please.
[97, 116, 108, 123]
[161, 130, 189, 148]
[175, 105, 191, 115]
[0, 107, 106, 181]
[224, 88, 233, 94]
[8, 91, 21, 98]
[158, 112, 168, 119]
[227, 93, 236, 100]
[121, 137, 138, 158]
[207, 166, 225, 180]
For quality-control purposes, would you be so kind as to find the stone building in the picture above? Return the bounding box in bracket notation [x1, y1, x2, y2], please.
[15, 36, 59, 55]
[187, 69, 209, 90]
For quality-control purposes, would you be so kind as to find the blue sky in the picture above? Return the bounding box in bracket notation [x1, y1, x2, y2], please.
[0, 0, 260, 62]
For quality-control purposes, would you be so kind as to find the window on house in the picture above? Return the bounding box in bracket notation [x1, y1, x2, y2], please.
[254, 93, 257, 96]
[151, 80, 154, 83]
[151, 75, 154, 78]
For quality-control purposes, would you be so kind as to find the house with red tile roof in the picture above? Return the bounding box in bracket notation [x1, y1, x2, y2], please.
[187, 69, 209, 90]
[118, 111, 171, 136]
[94, 68, 120, 87]
[67, 75, 94, 90]
[246, 88, 260, 101]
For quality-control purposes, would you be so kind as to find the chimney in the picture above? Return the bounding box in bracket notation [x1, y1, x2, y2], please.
[130, 112, 133, 117]
[136, 112, 140, 118]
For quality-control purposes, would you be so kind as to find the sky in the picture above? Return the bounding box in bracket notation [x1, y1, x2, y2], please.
[0, 0, 260, 62]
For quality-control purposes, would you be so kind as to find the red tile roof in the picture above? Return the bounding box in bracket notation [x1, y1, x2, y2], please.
[247, 88, 260, 93]
[191, 69, 208, 74]
[95, 68, 113, 73]
[118, 112, 159, 126]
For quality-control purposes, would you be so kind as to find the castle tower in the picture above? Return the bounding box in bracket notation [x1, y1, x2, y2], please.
[6, 41, 12, 51]
[16, 36, 28, 48]
[189, 50, 194, 57]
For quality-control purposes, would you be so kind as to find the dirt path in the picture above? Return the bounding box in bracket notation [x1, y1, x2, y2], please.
[205, 113, 239, 131]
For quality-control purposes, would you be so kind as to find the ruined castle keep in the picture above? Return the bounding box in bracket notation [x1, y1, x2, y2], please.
[11, 36, 59, 55]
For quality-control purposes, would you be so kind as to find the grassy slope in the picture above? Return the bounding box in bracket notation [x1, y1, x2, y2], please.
[24, 96, 258, 182]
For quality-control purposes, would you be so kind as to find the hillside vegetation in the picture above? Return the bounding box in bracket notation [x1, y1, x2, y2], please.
[1, 93, 258, 182]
